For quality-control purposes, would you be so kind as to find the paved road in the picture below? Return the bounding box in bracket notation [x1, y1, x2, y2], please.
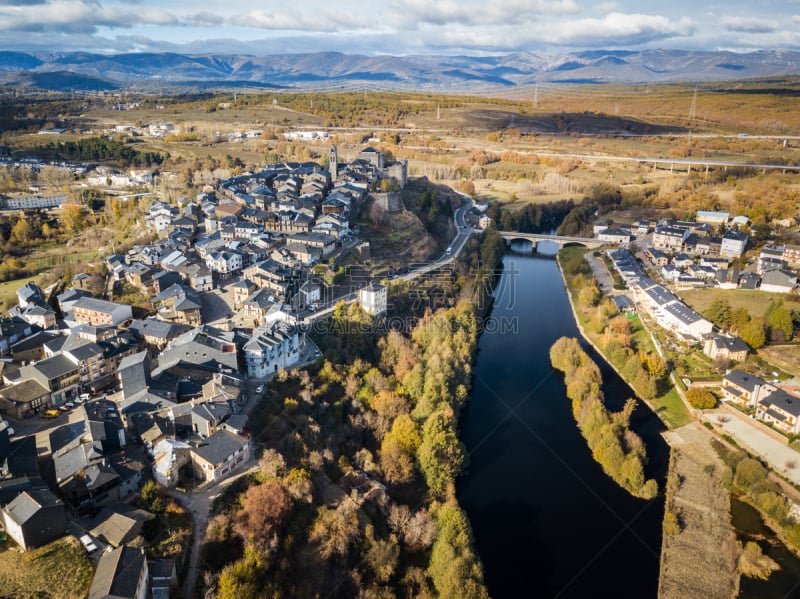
[303, 191, 477, 325]
[704, 408, 800, 486]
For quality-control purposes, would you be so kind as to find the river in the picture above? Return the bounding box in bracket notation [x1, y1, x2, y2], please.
[458, 242, 669, 599]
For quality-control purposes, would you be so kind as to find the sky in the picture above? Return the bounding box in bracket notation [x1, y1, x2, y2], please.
[0, 0, 799, 56]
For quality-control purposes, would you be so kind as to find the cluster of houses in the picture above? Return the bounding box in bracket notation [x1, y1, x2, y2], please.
[608, 248, 750, 363]
[722, 369, 800, 435]
[597, 211, 799, 294]
[0, 145, 406, 595]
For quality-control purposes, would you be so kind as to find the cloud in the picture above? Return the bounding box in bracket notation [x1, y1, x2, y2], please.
[0, 0, 178, 33]
[390, 0, 579, 28]
[229, 9, 370, 32]
[183, 11, 224, 27]
[594, 1, 620, 13]
[541, 12, 695, 46]
[721, 16, 779, 33]
[0, 0, 47, 5]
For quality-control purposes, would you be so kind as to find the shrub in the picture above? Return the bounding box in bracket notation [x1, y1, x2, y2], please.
[664, 511, 681, 535]
[686, 387, 717, 409]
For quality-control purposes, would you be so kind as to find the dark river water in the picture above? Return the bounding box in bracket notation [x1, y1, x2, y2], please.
[732, 498, 800, 599]
[458, 242, 669, 599]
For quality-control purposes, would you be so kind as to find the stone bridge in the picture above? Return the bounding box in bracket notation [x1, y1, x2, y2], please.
[498, 231, 605, 250]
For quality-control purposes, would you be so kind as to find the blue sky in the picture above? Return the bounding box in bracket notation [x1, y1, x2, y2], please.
[0, 0, 799, 55]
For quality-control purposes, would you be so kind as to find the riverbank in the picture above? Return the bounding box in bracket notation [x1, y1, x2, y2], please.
[554, 246, 741, 598]
[555, 247, 692, 430]
[659, 426, 740, 599]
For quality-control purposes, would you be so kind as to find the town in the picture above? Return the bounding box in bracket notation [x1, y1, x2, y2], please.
[0, 142, 482, 597]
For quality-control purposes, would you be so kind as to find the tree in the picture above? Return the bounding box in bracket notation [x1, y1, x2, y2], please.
[417, 409, 465, 497]
[706, 296, 732, 329]
[740, 317, 767, 349]
[766, 301, 793, 342]
[309, 502, 361, 560]
[215, 546, 268, 599]
[427, 503, 489, 599]
[62, 204, 86, 234]
[9, 215, 31, 245]
[578, 283, 601, 307]
[380, 435, 416, 484]
[730, 308, 751, 333]
[686, 387, 716, 409]
[234, 481, 292, 548]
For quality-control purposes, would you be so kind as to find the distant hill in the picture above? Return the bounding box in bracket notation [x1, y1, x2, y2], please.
[2, 49, 800, 91]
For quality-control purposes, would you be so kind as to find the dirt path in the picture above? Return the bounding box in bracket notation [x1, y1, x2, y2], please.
[170, 463, 259, 599]
[658, 423, 740, 599]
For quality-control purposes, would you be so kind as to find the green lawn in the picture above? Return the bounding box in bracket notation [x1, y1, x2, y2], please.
[0, 535, 93, 599]
[559, 247, 693, 429]
[0, 273, 45, 308]
[650, 386, 692, 429]
[678, 288, 780, 320]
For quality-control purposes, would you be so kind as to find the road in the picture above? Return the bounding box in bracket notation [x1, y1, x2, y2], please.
[704, 408, 800, 487]
[303, 190, 477, 325]
[170, 464, 261, 599]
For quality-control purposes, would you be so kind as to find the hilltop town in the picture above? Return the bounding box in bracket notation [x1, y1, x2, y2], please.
[0, 140, 482, 596]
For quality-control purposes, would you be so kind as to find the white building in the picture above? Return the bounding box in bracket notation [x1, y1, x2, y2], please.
[205, 250, 243, 276]
[660, 302, 713, 340]
[720, 230, 748, 258]
[0, 193, 66, 211]
[359, 283, 387, 316]
[243, 322, 301, 378]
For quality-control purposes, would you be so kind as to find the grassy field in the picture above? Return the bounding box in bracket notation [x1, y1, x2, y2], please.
[757, 345, 800, 379]
[678, 288, 781, 320]
[0, 536, 93, 599]
[0, 273, 45, 307]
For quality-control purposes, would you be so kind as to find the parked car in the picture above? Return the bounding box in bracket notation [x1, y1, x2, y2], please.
[79, 534, 98, 553]
[42, 409, 60, 418]
[64, 402, 76, 409]
[255, 384, 264, 393]
[58, 405, 70, 412]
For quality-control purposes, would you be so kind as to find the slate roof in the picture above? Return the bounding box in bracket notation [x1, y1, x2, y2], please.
[88, 546, 148, 599]
[710, 334, 750, 353]
[663, 302, 706, 326]
[724, 369, 766, 394]
[192, 429, 248, 465]
[128, 318, 192, 342]
[644, 285, 677, 307]
[73, 297, 125, 315]
[31, 353, 78, 380]
[3, 487, 62, 526]
[759, 389, 800, 417]
[0, 379, 50, 405]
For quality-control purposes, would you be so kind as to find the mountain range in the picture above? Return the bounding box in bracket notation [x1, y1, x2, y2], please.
[1, 49, 800, 92]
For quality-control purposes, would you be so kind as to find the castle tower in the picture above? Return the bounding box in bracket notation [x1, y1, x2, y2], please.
[329, 145, 338, 181]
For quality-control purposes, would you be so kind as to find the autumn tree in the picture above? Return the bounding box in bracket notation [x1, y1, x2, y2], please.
[309, 501, 361, 560]
[234, 481, 292, 548]
[9, 215, 31, 245]
[686, 387, 717, 409]
[62, 204, 86, 233]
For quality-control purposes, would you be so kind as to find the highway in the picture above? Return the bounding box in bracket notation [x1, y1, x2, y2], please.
[303, 191, 477, 325]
